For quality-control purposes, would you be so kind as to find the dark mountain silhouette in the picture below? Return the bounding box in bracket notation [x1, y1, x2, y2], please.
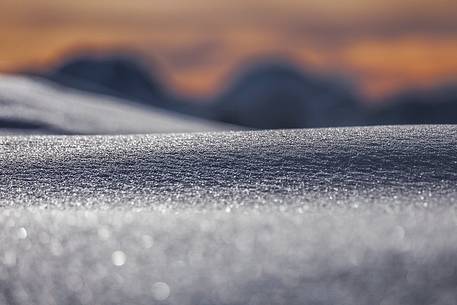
[209, 59, 363, 128]
[30, 53, 457, 130]
[44, 54, 174, 108]
[371, 85, 457, 125]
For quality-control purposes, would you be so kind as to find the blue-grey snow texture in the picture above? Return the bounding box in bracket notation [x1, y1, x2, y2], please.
[1, 125, 457, 305]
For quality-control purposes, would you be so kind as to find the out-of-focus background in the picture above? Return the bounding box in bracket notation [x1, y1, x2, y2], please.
[1, 0, 456, 133]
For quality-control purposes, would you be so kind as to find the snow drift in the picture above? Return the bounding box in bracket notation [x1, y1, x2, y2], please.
[1, 125, 457, 304]
[0, 75, 229, 135]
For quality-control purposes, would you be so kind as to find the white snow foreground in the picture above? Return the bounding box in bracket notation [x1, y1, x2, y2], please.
[1, 125, 457, 305]
[0, 75, 229, 134]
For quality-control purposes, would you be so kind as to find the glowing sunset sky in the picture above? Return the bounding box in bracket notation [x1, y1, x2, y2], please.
[1, 0, 456, 98]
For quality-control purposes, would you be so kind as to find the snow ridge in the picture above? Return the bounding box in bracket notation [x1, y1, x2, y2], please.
[0, 125, 457, 305]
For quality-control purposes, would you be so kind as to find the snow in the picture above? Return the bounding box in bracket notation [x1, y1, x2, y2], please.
[0, 75, 230, 135]
[1, 125, 457, 304]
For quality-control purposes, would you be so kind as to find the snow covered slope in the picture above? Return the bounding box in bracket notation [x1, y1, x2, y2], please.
[1, 125, 457, 304]
[0, 75, 229, 134]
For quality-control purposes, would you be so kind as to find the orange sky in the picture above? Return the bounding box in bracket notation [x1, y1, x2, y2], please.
[1, 0, 456, 99]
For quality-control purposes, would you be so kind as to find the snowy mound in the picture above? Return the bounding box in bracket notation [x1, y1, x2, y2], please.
[1, 125, 457, 304]
[0, 75, 228, 135]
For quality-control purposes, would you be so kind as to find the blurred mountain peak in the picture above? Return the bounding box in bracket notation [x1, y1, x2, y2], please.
[45, 54, 168, 105]
[24, 53, 457, 130]
[213, 57, 361, 128]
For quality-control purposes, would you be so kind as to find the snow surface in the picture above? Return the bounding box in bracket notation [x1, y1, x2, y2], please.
[1, 125, 457, 304]
[0, 75, 229, 135]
